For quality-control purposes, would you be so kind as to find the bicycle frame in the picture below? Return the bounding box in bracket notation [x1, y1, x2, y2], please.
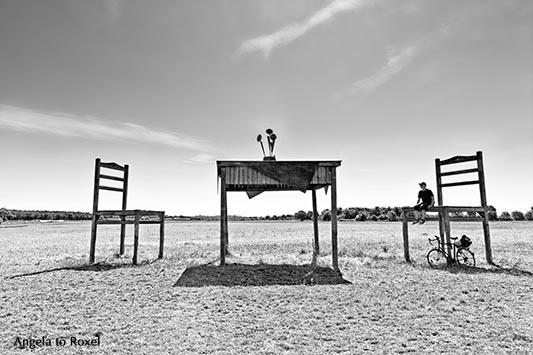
[428, 236, 461, 265]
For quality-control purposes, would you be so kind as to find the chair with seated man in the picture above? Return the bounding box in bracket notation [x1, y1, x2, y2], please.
[401, 151, 494, 265]
[89, 158, 165, 265]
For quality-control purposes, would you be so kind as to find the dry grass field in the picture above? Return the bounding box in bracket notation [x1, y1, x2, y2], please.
[1, 220, 532, 354]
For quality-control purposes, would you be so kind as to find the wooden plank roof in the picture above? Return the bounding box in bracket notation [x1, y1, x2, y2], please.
[217, 160, 341, 195]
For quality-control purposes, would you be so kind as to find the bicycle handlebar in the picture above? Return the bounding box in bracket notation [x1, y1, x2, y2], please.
[428, 236, 439, 245]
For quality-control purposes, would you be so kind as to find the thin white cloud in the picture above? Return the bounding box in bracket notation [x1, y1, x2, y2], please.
[338, 13, 465, 97]
[349, 45, 419, 93]
[237, 0, 379, 58]
[183, 153, 216, 165]
[0, 105, 209, 151]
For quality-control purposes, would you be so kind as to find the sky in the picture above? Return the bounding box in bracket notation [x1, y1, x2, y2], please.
[0, 0, 532, 216]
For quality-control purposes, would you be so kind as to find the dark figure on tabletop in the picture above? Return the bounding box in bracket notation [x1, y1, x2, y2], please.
[413, 182, 434, 224]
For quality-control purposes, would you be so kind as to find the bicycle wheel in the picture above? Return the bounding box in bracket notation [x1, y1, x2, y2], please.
[427, 248, 448, 268]
[456, 248, 476, 268]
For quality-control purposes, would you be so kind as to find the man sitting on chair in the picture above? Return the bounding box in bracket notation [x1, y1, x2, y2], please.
[413, 182, 434, 224]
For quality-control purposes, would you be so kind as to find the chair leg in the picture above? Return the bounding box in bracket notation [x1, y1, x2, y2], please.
[89, 217, 97, 264]
[402, 211, 410, 263]
[133, 214, 140, 265]
[119, 217, 126, 256]
[481, 215, 494, 265]
[158, 212, 165, 259]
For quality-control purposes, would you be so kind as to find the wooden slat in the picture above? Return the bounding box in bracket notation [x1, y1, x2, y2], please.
[99, 185, 124, 192]
[100, 162, 126, 171]
[97, 220, 132, 225]
[97, 219, 163, 225]
[402, 205, 484, 213]
[226, 185, 297, 192]
[444, 206, 485, 212]
[312, 189, 320, 264]
[99, 174, 124, 182]
[90, 158, 100, 264]
[229, 167, 235, 185]
[440, 168, 478, 177]
[217, 160, 342, 168]
[260, 170, 268, 185]
[435, 158, 444, 205]
[321, 167, 326, 183]
[246, 166, 253, 185]
[96, 209, 165, 216]
[224, 168, 230, 185]
[243, 166, 249, 185]
[309, 184, 328, 190]
[220, 173, 228, 266]
[477, 151, 494, 265]
[252, 168, 258, 185]
[133, 214, 140, 265]
[477, 151, 488, 207]
[439, 155, 477, 166]
[441, 180, 479, 188]
[159, 212, 165, 259]
[330, 168, 338, 271]
[312, 168, 319, 184]
[119, 215, 126, 256]
[122, 164, 129, 210]
[138, 220, 164, 225]
[443, 208, 452, 258]
[239, 166, 245, 185]
[312, 166, 327, 184]
[402, 210, 410, 263]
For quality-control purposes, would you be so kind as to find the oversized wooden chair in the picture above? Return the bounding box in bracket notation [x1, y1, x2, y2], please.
[89, 158, 165, 265]
[402, 151, 494, 265]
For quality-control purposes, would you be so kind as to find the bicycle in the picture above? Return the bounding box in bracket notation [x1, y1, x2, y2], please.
[426, 235, 476, 268]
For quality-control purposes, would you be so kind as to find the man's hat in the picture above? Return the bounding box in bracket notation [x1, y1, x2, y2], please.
[419, 182, 427, 186]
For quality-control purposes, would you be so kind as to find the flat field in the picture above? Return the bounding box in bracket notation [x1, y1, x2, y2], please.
[1, 221, 532, 354]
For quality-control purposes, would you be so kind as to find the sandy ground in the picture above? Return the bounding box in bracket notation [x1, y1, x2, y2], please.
[1, 221, 532, 354]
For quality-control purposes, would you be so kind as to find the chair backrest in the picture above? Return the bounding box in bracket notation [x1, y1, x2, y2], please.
[435, 151, 487, 207]
[92, 158, 129, 213]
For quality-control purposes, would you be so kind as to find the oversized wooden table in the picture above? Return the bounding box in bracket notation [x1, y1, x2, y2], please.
[217, 160, 342, 270]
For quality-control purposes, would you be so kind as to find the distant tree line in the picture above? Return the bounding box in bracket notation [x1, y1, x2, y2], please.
[293, 205, 533, 222]
[167, 214, 296, 221]
[1, 206, 532, 222]
[0, 208, 91, 222]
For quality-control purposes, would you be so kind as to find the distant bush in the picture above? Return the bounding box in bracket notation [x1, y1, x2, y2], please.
[341, 208, 357, 220]
[487, 211, 498, 221]
[355, 213, 366, 222]
[499, 211, 512, 221]
[511, 211, 525, 221]
[487, 205, 498, 221]
[294, 210, 308, 221]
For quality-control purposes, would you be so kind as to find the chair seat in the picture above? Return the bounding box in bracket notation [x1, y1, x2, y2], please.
[402, 206, 485, 213]
[431, 206, 486, 212]
[401, 206, 486, 222]
[95, 209, 165, 216]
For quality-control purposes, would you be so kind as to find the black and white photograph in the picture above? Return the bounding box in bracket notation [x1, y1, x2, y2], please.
[1, 0, 532, 353]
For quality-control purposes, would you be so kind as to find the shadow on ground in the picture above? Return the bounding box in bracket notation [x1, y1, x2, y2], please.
[435, 265, 533, 278]
[174, 263, 351, 287]
[5, 260, 157, 279]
